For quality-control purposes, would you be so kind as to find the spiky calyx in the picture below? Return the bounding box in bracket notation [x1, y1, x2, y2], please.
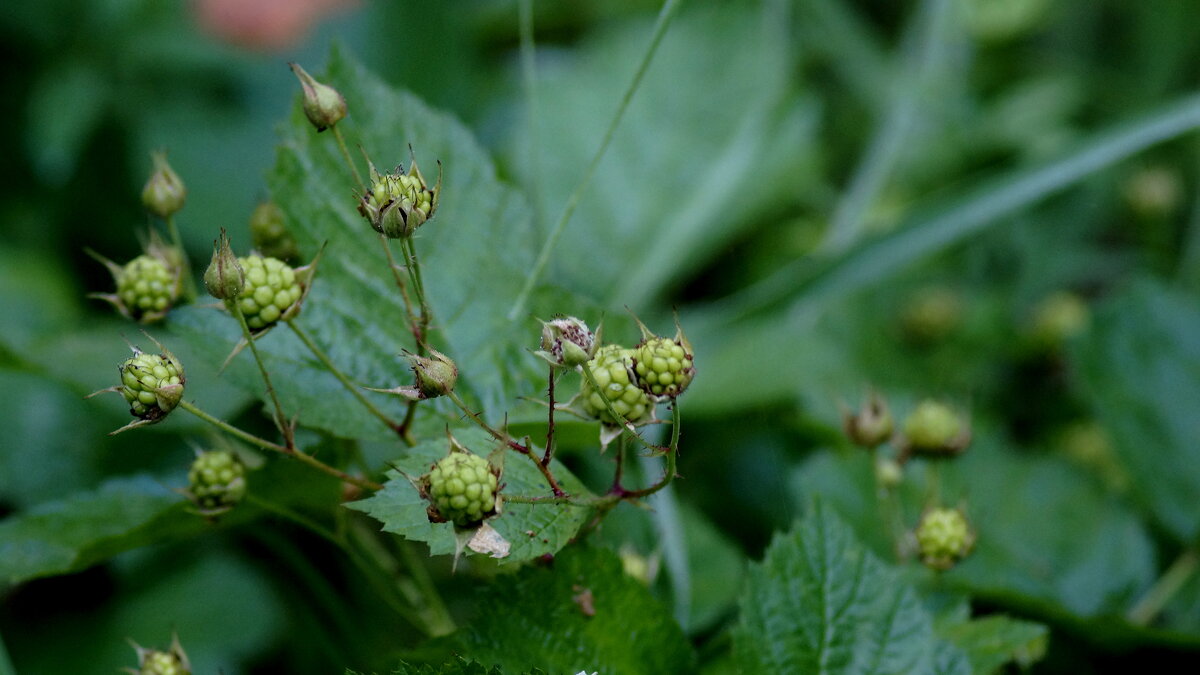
[423, 451, 499, 528]
[233, 255, 303, 330]
[126, 634, 191, 675]
[537, 316, 597, 368]
[903, 400, 970, 456]
[357, 155, 442, 239]
[203, 229, 244, 301]
[581, 345, 652, 425]
[915, 507, 975, 570]
[187, 450, 247, 515]
[369, 349, 457, 401]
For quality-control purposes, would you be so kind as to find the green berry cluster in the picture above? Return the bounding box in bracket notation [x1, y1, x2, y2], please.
[139, 650, 190, 675]
[424, 452, 499, 528]
[632, 336, 694, 398]
[903, 400, 967, 455]
[358, 159, 441, 239]
[119, 351, 184, 420]
[117, 255, 176, 320]
[235, 255, 302, 330]
[188, 450, 247, 514]
[581, 345, 652, 425]
[915, 507, 974, 570]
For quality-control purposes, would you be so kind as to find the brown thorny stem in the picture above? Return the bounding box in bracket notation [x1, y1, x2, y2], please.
[324, 122, 684, 511]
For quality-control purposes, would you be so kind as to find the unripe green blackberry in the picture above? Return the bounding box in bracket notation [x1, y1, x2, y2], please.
[249, 200, 300, 262]
[581, 345, 652, 425]
[116, 255, 177, 320]
[234, 255, 303, 330]
[915, 507, 974, 570]
[126, 634, 191, 675]
[632, 337, 694, 398]
[423, 451, 499, 528]
[119, 349, 184, 421]
[1029, 291, 1089, 350]
[903, 400, 970, 456]
[357, 155, 442, 238]
[187, 450, 246, 515]
[899, 287, 962, 345]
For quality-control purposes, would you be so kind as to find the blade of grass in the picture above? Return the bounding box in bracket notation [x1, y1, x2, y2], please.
[693, 91, 1200, 326]
[820, 0, 954, 253]
[508, 0, 685, 320]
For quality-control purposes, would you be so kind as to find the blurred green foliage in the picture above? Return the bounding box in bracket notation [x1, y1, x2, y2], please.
[2, 0, 1200, 672]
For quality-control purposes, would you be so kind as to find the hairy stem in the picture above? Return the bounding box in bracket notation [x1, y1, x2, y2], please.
[332, 125, 365, 192]
[287, 320, 403, 435]
[620, 402, 681, 500]
[379, 235, 422, 346]
[178, 400, 382, 491]
[229, 303, 293, 447]
[164, 214, 197, 301]
[402, 236, 432, 352]
[1128, 547, 1200, 626]
[543, 366, 557, 465]
[447, 390, 565, 497]
[508, 0, 685, 320]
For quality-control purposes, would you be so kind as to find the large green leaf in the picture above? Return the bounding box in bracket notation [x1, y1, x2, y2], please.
[508, 4, 815, 309]
[792, 439, 1156, 619]
[733, 500, 966, 674]
[169, 45, 577, 441]
[0, 475, 200, 586]
[347, 427, 593, 565]
[1071, 279, 1200, 541]
[439, 545, 694, 674]
[937, 615, 1048, 674]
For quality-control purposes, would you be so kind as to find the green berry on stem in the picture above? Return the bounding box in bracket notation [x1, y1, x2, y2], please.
[422, 446, 500, 528]
[1028, 291, 1089, 351]
[581, 345, 652, 425]
[915, 507, 975, 570]
[141, 151, 187, 218]
[289, 62, 347, 132]
[627, 312, 696, 399]
[232, 255, 303, 330]
[126, 634, 190, 675]
[249, 200, 300, 262]
[117, 255, 176, 318]
[187, 450, 247, 516]
[902, 400, 970, 456]
[357, 151, 442, 239]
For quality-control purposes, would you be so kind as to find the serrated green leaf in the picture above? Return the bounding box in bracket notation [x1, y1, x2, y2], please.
[346, 656, 504, 675]
[792, 439, 1156, 618]
[169, 45, 580, 441]
[0, 475, 201, 586]
[347, 427, 593, 564]
[439, 545, 694, 674]
[733, 500, 961, 675]
[938, 615, 1048, 674]
[1071, 279, 1200, 542]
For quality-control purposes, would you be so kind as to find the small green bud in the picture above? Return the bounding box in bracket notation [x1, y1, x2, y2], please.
[203, 229, 245, 300]
[126, 634, 191, 675]
[289, 62, 347, 132]
[537, 316, 597, 368]
[187, 450, 247, 516]
[357, 153, 442, 238]
[1028, 291, 1089, 350]
[900, 287, 962, 345]
[875, 457, 903, 489]
[843, 391, 894, 449]
[141, 151, 187, 218]
[368, 349, 458, 401]
[232, 255, 304, 330]
[249, 200, 299, 262]
[581, 345, 652, 425]
[902, 400, 970, 457]
[421, 446, 499, 528]
[915, 507, 975, 570]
